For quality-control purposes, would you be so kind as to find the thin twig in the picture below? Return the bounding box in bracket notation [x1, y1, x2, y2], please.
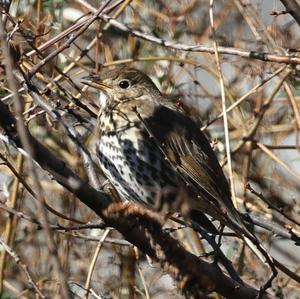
[209, 0, 237, 207]
[97, 14, 300, 64]
[84, 229, 111, 299]
[0, 237, 47, 298]
[0, 16, 71, 299]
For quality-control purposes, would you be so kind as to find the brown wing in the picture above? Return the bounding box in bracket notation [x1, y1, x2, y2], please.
[142, 101, 240, 223]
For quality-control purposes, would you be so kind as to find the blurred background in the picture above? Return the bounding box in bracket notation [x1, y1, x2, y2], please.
[0, 0, 299, 298]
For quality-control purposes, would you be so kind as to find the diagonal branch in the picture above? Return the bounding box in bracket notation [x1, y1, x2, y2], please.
[0, 90, 272, 299]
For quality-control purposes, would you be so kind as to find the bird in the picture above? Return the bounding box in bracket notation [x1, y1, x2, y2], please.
[82, 67, 277, 293]
[82, 66, 253, 236]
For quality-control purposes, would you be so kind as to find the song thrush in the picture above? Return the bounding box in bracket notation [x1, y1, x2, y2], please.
[83, 67, 277, 293]
[83, 67, 250, 235]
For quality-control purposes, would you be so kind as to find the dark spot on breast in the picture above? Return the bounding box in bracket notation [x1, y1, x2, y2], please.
[129, 161, 136, 169]
[123, 139, 131, 147]
[137, 164, 144, 172]
[149, 152, 158, 164]
[142, 174, 150, 183]
[114, 182, 120, 187]
[151, 171, 158, 181]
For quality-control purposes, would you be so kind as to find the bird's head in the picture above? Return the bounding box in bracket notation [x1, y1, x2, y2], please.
[82, 67, 161, 104]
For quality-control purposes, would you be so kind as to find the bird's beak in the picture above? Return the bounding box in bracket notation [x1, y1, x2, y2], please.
[81, 74, 112, 91]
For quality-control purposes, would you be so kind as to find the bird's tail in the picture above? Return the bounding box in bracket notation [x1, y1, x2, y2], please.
[228, 212, 274, 265]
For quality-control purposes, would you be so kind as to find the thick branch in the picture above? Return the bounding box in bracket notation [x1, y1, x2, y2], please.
[0, 98, 272, 299]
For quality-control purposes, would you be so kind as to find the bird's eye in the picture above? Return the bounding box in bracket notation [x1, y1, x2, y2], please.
[118, 79, 130, 89]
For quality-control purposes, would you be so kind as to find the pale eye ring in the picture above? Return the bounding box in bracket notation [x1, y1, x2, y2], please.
[118, 79, 130, 89]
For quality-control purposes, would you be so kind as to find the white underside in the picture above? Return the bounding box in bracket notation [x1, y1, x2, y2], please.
[97, 132, 164, 205]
